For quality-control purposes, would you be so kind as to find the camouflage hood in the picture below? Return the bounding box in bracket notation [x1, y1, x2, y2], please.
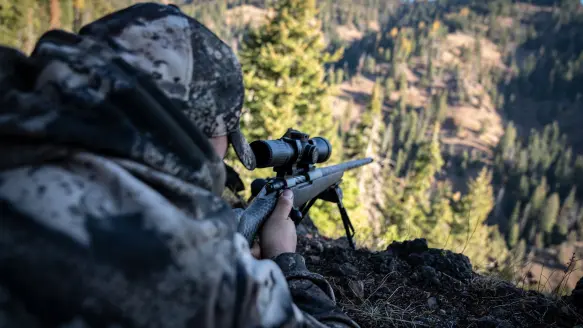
[80, 3, 257, 171]
[0, 29, 226, 194]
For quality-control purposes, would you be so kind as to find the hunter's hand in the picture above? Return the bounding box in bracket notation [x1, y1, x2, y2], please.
[258, 189, 297, 259]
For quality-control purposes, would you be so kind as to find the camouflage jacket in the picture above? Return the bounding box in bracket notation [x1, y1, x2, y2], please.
[0, 31, 359, 327]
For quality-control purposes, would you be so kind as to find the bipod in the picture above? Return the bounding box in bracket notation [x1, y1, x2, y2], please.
[300, 182, 356, 250]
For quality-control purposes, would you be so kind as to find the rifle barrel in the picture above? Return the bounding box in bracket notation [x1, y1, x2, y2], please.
[318, 158, 373, 176]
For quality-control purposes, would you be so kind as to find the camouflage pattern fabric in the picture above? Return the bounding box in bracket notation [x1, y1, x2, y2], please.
[0, 6, 359, 328]
[79, 3, 256, 171]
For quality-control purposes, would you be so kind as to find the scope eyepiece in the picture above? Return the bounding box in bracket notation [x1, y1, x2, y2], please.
[249, 131, 332, 169]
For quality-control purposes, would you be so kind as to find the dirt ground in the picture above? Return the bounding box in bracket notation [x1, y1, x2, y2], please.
[296, 226, 583, 328]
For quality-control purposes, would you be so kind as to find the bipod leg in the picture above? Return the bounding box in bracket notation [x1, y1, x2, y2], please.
[317, 183, 356, 250]
[301, 198, 318, 218]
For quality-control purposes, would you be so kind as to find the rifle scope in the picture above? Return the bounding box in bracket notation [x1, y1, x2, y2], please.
[250, 130, 332, 168]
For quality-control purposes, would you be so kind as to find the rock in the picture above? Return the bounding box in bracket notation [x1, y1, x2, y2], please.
[422, 249, 473, 281]
[61, 317, 91, 328]
[412, 265, 441, 286]
[388, 239, 428, 257]
[570, 277, 583, 310]
[408, 253, 425, 266]
[338, 263, 359, 277]
[427, 296, 438, 310]
[372, 253, 394, 274]
[311, 241, 324, 254]
[296, 233, 582, 328]
[473, 316, 514, 328]
[308, 255, 321, 264]
[348, 280, 365, 299]
[490, 307, 510, 318]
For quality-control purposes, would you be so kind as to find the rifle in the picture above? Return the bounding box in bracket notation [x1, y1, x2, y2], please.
[237, 129, 372, 249]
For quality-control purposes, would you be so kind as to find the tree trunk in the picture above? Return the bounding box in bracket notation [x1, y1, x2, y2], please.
[50, 0, 62, 29]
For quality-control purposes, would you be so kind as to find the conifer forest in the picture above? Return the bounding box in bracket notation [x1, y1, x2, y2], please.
[3, 0, 583, 293]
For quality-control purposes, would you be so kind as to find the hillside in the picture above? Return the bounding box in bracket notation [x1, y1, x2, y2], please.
[297, 222, 583, 328]
[193, 0, 583, 294]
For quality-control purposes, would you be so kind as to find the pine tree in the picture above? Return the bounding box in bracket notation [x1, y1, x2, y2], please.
[399, 73, 408, 94]
[541, 193, 560, 234]
[384, 77, 393, 100]
[529, 177, 548, 219]
[235, 0, 353, 237]
[499, 122, 517, 159]
[434, 90, 448, 123]
[359, 81, 386, 236]
[513, 239, 527, 261]
[455, 168, 509, 269]
[381, 123, 394, 155]
[239, 0, 340, 141]
[336, 68, 344, 85]
[507, 201, 521, 247]
[509, 223, 520, 248]
[534, 232, 544, 248]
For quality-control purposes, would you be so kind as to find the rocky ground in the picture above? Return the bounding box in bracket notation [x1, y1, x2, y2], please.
[297, 223, 583, 328]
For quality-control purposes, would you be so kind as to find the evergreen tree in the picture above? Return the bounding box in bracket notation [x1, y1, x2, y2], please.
[499, 122, 517, 159]
[541, 193, 560, 234]
[381, 123, 394, 155]
[507, 201, 521, 247]
[529, 178, 548, 219]
[239, 0, 341, 141]
[359, 81, 386, 236]
[434, 90, 448, 123]
[399, 73, 408, 93]
[509, 223, 520, 248]
[336, 68, 344, 85]
[384, 77, 393, 100]
[513, 239, 527, 262]
[236, 0, 354, 237]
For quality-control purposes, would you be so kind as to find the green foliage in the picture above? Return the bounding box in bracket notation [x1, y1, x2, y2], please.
[507, 202, 521, 247]
[541, 193, 560, 234]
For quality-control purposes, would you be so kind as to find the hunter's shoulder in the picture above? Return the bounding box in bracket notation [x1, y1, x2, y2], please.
[0, 152, 236, 247]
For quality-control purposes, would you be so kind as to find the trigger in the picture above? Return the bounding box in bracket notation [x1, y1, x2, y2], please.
[290, 207, 303, 225]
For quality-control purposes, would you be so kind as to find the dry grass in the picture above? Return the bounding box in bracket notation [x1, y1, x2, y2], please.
[517, 250, 583, 295]
[441, 33, 503, 68]
[333, 274, 430, 328]
[335, 25, 364, 43]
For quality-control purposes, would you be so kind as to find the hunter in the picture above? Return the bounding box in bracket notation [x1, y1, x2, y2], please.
[0, 3, 359, 328]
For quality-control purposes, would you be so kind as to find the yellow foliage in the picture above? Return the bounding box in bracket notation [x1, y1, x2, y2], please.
[431, 20, 441, 34]
[400, 37, 413, 59]
[460, 7, 470, 17]
[418, 21, 426, 29]
[390, 27, 398, 38]
[74, 0, 85, 10]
